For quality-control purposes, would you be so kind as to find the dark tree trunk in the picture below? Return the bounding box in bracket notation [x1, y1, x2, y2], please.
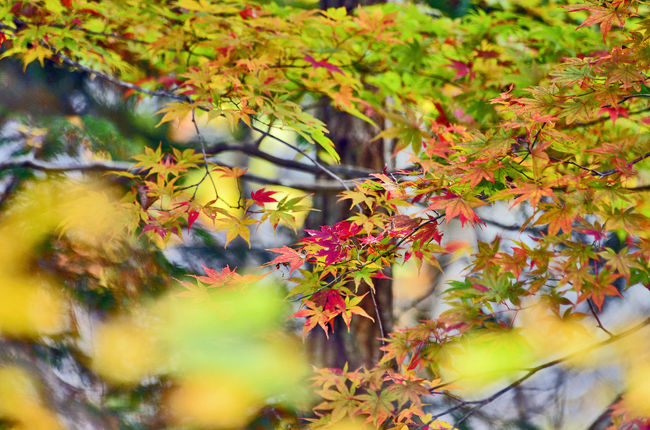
[306, 104, 393, 369]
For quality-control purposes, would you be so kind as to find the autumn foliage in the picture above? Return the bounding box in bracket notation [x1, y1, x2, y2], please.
[0, 0, 649, 428]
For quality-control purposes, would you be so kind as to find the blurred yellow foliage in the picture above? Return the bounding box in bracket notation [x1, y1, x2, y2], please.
[92, 316, 163, 384]
[91, 284, 310, 428]
[0, 276, 67, 336]
[440, 301, 606, 393]
[518, 302, 597, 366]
[625, 362, 650, 416]
[0, 178, 128, 336]
[0, 367, 63, 430]
[168, 372, 262, 428]
[440, 329, 535, 391]
[329, 418, 374, 430]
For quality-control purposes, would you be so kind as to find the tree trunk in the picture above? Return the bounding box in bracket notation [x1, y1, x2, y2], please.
[307, 104, 393, 369]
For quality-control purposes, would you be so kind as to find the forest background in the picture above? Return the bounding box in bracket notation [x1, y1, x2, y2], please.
[0, 0, 649, 429]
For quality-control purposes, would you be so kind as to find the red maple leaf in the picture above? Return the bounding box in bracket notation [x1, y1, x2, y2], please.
[445, 59, 473, 80]
[313, 289, 346, 314]
[187, 210, 200, 231]
[303, 54, 344, 75]
[433, 103, 451, 126]
[292, 299, 335, 338]
[598, 106, 629, 125]
[302, 221, 360, 265]
[239, 5, 260, 19]
[251, 188, 278, 205]
[412, 219, 443, 244]
[428, 192, 485, 227]
[266, 246, 305, 274]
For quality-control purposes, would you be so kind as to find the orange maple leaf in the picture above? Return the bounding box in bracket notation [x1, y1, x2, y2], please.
[266, 246, 305, 274]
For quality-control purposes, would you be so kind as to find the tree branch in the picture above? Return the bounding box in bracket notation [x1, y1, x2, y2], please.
[0, 156, 351, 192]
[587, 298, 614, 337]
[204, 141, 372, 177]
[420, 317, 650, 428]
[30, 35, 364, 193]
[249, 121, 353, 192]
[550, 151, 650, 177]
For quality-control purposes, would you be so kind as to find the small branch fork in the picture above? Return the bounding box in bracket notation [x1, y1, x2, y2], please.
[587, 298, 613, 337]
[45, 37, 357, 194]
[420, 317, 650, 429]
[189, 109, 219, 201]
[0, 16, 362, 194]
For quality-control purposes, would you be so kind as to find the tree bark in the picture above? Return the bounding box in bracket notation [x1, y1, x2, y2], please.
[306, 105, 393, 369]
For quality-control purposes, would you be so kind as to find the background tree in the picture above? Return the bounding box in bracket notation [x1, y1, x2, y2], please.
[0, 0, 649, 429]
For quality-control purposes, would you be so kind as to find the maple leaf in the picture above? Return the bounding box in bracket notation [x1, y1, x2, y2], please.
[412, 219, 443, 245]
[313, 289, 346, 314]
[433, 103, 451, 127]
[355, 389, 395, 427]
[507, 182, 554, 210]
[212, 165, 248, 178]
[292, 299, 335, 338]
[266, 246, 305, 274]
[302, 221, 360, 265]
[187, 210, 200, 232]
[251, 188, 278, 205]
[567, 5, 624, 40]
[476, 49, 498, 59]
[427, 192, 485, 227]
[239, 5, 260, 19]
[458, 162, 495, 188]
[598, 106, 629, 125]
[214, 215, 257, 247]
[303, 54, 344, 75]
[445, 59, 473, 80]
[588, 281, 622, 311]
[535, 203, 577, 235]
[341, 293, 374, 329]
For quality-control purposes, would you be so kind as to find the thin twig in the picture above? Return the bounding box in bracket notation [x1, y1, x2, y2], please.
[620, 93, 650, 102]
[0, 156, 350, 192]
[518, 123, 545, 165]
[573, 106, 650, 128]
[369, 289, 386, 346]
[53, 50, 190, 102]
[204, 141, 372, 177]
[587, 298, 614, 337]
[11, 18, 149, 44]
[419, 317, 650, 428]
[43, 41, 372, 195]
[190, 109, 219, 200]
[550, 151, 650, 177]
[249, 122, 352, 192]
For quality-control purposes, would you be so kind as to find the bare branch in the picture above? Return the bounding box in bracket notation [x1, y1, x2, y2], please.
[190, 109, 219, 200]
[620, 93, 650, 102]
[0, 156, 135, 173]
[420, 317, 650, 428]
[249, 122, 353, 192]
[205, 141, 372, 177]
[0, 156, 351, 192]
[587, 298, 614, 337]
[550, 151, 650, 177]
